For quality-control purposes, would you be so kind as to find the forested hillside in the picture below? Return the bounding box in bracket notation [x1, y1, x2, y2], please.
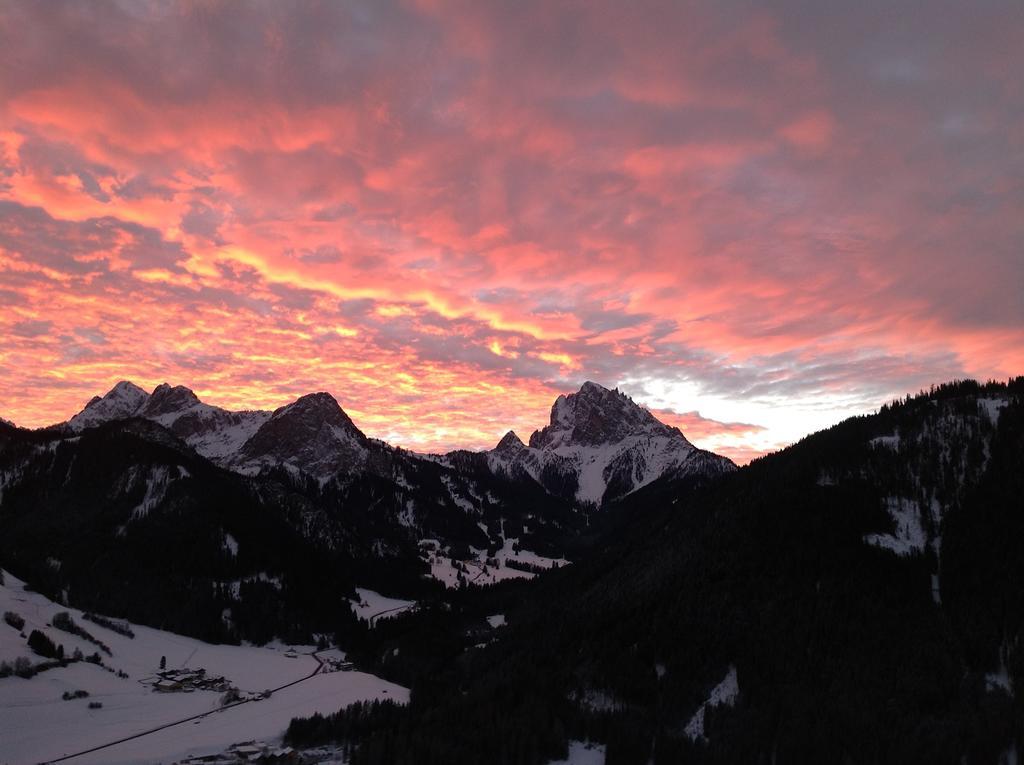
[287, 379, 1024, 764]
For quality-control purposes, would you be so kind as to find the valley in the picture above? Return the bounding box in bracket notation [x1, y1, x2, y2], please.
[1, 378, 1022, 764]
[0, 570, 406, 765]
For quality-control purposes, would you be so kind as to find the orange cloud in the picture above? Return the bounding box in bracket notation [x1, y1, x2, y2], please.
[0, 0, 1021, 460]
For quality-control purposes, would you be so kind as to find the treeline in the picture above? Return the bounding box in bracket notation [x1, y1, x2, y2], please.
[287, 381, 1024, 764]
[0, 413, 586, 650]
[83, 612, 134, 638]
[53, 611, 111, 655]
[0, 421, 374, 647]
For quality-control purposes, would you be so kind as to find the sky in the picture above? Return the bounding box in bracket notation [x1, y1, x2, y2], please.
[0, 1, 1022, 463]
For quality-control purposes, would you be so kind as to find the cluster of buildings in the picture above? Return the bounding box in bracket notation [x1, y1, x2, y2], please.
[147, 667, 232, 694]
[177, 741, 344, 764]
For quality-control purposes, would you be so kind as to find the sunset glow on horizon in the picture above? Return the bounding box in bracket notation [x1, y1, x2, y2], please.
[2, 1, 1022, 463]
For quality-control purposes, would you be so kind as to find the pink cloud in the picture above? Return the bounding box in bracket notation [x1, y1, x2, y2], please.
[0, 0, 1021, 458]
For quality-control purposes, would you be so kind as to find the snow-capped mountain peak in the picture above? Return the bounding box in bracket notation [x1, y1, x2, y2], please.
[487, 381, 734, 506]
[268, 392, 363, 434]
[233, 392, 369, 479]
[529, 381, 683, 450]
[55, 378, 733, 503]
[138, 383, 201, 418]
[68, 380, 150, 431]
[63, 381, 271, 467]
[495, 430, 526, 452]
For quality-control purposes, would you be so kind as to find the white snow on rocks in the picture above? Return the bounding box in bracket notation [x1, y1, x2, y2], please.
[64, 382, 274, 469]
[185, 410, 271, 463]
[488, 381, 734, 506]
[57, 379, 733, 513]
[67, 381, 150, 432]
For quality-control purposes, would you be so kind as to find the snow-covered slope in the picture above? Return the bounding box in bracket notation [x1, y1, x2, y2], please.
[52, 379, 734, 510]
[64, 381, 271, 467]
[67, 381, 150, 431]
[232, 392, 370, 480]
[488, 382, 735, 505]
[139, 383, 271, 463]
[0, 569, 407, 765]
[59, 383, 371, 481]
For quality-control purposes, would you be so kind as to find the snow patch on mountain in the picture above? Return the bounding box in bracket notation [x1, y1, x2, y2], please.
[684, 665, 739, 742]
[490, 381, 735, 505]
[864, 497, 928, 556]
[870, 433, 900, 450]
[233, 393, 369, 480]
[420, 536, 569, 588]
[978, 397, 1008, 423]
[130, 466, 173, 520]
[64, 382, 273, 468]
[68, 381, 149, 431]
[350, 588, 416, 623]
[61, 379, 735, 513]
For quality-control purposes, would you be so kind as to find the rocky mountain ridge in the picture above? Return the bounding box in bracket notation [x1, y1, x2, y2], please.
[51, 379, 735, 505]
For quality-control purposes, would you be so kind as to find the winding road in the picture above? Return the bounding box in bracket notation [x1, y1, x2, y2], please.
[40, 650, 330, 764]
[40, 597, 415, 763]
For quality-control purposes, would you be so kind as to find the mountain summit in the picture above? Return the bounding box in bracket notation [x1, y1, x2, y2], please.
[234, 392, 369, 478]
[494, 430, 526, 452]
[138, 383, 202, 418]
[489, 381, 734, 506]
[55, 378, 733, 504]
[529, 381, 685, 449]
[68, 380, 149, 431]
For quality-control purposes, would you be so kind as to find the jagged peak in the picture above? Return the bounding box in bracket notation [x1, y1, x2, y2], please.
[578, 380, 611, 395]
[68, 380, 150, 430]
[151, 382, 199, 399]
[263, 391, 366, 439]
[235, 390, 369, 476]
[107, 380, 149, 399]
[529, 381, 681, 449]
[83, 380, 150, 411]
[495, 430, 526, 451]
[140, 383, 201, 416]
[274, 391, 341, 416]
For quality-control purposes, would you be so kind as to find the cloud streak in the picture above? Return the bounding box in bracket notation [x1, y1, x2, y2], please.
[1, 0, 1021, 461]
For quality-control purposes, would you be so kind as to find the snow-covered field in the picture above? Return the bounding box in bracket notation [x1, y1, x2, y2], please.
[421, 536, 569, 588]
[349, 588, 416, 623]
[0, 571, 407, 765]
[548, 740, 606, 764]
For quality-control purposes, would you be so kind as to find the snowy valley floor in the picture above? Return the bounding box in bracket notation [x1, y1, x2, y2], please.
[0, 571, 407, 765]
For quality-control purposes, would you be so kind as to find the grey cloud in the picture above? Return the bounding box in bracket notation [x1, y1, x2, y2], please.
[11, 319, 52, 337]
